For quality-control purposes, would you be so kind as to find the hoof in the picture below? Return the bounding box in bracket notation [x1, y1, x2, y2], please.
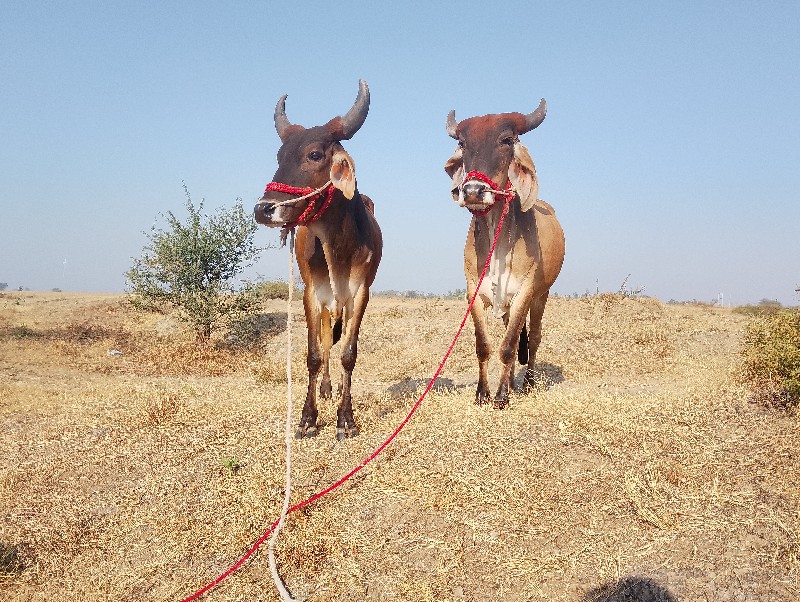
[475, 391, 491, 406]
[493, 397, 509, 409]
[295, 425, 318, 439]
[335, 425, 359, 441]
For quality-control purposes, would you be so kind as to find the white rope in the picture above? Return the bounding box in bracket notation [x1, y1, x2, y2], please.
[268, 228, 298, 602]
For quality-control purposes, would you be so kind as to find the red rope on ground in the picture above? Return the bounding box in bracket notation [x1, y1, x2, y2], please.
[179, 193, 514, 602]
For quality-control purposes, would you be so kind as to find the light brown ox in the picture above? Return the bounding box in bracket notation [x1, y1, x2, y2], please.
[254, 80, 382, 440]
[444, 99, 565, 408]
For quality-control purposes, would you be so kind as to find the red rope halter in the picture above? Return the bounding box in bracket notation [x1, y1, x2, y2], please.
[461, 170, 515, 216]
[264, 181, 336, 227]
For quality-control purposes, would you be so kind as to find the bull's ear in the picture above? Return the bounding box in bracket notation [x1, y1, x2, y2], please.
[330, 150, 356, 199]
[444, 147, 464, 186]
[508, 142, 539, 211]
[444, 149, 464, 197]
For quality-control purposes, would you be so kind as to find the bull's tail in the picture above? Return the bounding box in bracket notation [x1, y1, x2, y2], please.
[333, 317, 343, 345]
[518, 322, 529, 365]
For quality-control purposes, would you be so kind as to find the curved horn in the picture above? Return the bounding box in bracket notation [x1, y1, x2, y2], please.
[274, 94, 292, 140]
[521, 98, 547, 133]
[339, 79, 370, 140]
[446, 110, 458, 139]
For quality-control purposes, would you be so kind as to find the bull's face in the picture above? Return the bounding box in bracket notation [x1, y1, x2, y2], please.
[255, 81, 369, 228]
[444, 99, 546, 213]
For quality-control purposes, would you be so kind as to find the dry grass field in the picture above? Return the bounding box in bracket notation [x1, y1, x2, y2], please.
[1, 290, 797, 601]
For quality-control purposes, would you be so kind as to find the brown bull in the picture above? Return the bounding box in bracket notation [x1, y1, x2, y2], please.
[254, 80, 382, 440]
[445, 99, 565, 408]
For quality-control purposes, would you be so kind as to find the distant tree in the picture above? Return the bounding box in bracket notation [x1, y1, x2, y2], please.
[0, 283, 7, 291]
[126, 188, 265, 343]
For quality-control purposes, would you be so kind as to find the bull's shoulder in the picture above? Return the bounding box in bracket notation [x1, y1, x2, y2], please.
[359, 193, 376, 215]
[533, 198, 557, 216]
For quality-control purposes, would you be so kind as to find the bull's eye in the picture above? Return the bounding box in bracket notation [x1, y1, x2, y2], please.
[458, 139, 465, 149]
[500, 136, 515, 147]
[307, 150, 324, 161]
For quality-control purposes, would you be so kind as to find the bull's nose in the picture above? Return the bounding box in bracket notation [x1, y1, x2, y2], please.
[462, 181, 487, 201]
[254, 201, 275, 225]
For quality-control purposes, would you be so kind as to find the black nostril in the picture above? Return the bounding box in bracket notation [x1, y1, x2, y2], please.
[254, 202, 275, 222]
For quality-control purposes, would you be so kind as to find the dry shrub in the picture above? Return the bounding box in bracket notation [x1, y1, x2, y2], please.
[140, 389, 188, 427]
[133, 338, 255, 376]
[255, 280, 304, 300]
[738, 308, 800, 409]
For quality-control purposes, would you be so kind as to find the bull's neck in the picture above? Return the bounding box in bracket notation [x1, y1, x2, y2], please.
[304, 190, 362, 246]
[474, 194, 519, 240]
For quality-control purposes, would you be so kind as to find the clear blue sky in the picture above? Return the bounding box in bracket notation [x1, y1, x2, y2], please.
[2, 1, 798, 305]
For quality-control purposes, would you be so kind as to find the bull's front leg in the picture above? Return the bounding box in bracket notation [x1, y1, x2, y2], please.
[494, 293, 532, 409]
[297, 296, 323, 439]
[468, 291, 493, 405]
[335, 288, 370, 440]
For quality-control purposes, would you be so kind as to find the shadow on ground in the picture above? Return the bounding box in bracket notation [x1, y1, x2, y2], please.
[582, 576, 678, 602]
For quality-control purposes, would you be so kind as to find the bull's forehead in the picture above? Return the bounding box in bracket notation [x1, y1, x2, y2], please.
[279, 123, 339, 153]
[457, 112, 527, 140]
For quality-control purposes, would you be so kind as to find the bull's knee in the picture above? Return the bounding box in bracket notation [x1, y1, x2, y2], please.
[307, 349, 323, 373]
[341, 341, 358, 373]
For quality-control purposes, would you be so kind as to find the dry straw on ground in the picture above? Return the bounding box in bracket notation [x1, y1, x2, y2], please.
[0, 291, 797, 601]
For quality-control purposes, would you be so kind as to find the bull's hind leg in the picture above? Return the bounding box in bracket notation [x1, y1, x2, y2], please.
[522, 292, 548, 391]
[494, 296, 532, 408]
[319, 307, 334, 400]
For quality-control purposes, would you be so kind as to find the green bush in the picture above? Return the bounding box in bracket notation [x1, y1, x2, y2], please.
[738, 308, 800, 409]
[126, 187, 265, 343]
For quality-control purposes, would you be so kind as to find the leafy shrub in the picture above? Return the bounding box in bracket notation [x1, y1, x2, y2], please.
[738, 308, 800, 409]
[126, 187, 265, 343]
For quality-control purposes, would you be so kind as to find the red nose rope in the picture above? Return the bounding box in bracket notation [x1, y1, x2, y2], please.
[462, 170, 514, 217]
[179, 191, 514, 602]
[264, 181, 336, 228]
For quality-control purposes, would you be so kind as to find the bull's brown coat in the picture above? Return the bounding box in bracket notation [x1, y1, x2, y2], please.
[255, 81, 382, 439]
[445, 101, 565, 407]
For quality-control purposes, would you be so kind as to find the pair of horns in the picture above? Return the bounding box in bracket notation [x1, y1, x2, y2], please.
[446, 98, 547, 139]
[274, 79, 370, 141]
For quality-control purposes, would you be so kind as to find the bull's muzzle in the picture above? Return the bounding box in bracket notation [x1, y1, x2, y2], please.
[459, 180, 495, 210]
[254, 201, 278, 226]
